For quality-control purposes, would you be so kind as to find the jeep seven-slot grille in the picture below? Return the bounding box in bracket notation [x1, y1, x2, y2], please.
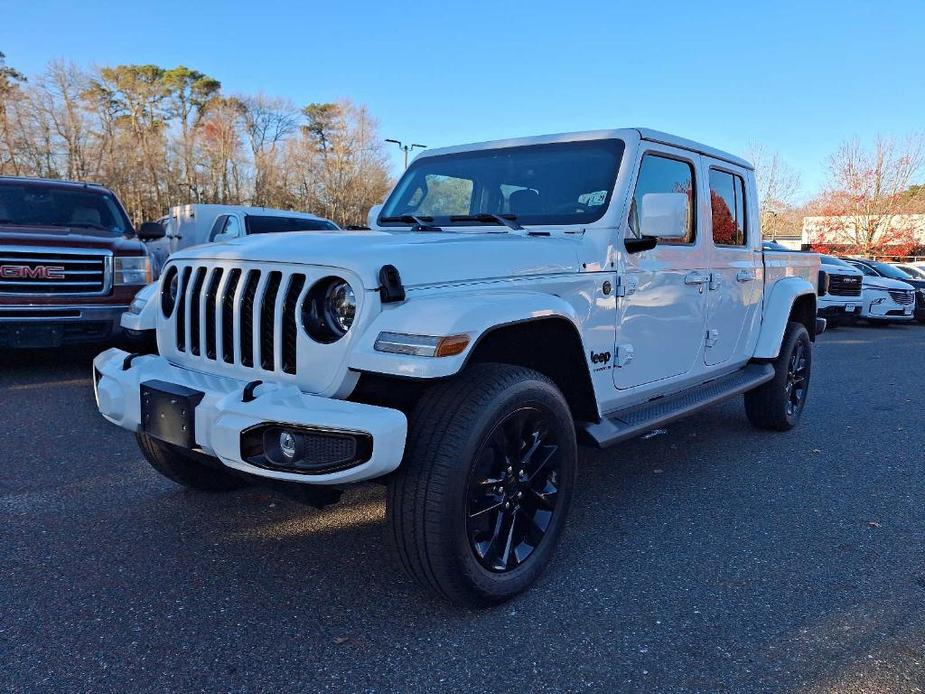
[889, 289, 915, 305]
[827, 274, 862, 297]
[0, 248, 110, 295]
[172, 264, 306, 376]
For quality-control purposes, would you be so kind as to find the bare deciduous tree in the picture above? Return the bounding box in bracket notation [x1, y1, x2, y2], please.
[809, 135, 924, 256]
[0, 54, 393, 227]
[745, 144, 801, 240]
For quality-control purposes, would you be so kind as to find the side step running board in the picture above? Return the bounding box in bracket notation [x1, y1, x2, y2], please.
[579, 363, 775, 448]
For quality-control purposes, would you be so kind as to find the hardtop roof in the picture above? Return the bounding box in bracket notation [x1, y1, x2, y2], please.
[417, 128, 753, 171]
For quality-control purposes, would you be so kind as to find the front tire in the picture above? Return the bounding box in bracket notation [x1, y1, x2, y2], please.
[388, 363, 577, 607]
[136, 433, 249, 492]
[745, 321, 812, 431]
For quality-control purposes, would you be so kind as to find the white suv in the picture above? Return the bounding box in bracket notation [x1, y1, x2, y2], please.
[843, 258, 917, 324]
[94, 128, 823, 605]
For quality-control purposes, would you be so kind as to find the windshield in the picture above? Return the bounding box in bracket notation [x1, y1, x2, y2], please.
[821, 255, 854, 267]
[379, 139, 625, 227]
[868, 261, 912, 280]
[244, 215, 339, 234]
[0, 180, 132, 233]
[897, 264, 925, 279]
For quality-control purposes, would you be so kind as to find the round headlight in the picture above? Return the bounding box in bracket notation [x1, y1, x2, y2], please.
[324, 281, 356, 334]
[302, 277, 356, 343]
[161, 266, 179, 317]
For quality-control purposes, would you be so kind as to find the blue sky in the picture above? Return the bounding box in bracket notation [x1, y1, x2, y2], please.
[4, 0, 924, 196]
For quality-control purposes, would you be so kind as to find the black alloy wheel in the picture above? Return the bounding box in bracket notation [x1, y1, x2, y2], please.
[466, 406, 562, 573]
[785, 339, 809, 418]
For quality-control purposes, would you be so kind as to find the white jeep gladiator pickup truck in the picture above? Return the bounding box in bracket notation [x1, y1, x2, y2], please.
[93, 128, 823, 606]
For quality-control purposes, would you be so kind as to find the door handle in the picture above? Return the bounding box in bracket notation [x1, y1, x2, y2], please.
[684, 272, 710, 285]
[736, 270, 756, 282]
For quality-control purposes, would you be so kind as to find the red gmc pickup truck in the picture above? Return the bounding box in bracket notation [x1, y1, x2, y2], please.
[0, 176, 160, 348]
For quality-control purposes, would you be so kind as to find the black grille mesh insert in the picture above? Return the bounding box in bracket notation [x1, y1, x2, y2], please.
[188, 267, 206, 356]
[175, 266, 192, 352]
[204, 268, 223, 359]
[221, 269, 241, 363]
[259, 271, 283, 371]
[281, 274, 306, 374]
[240, 270, 260, 368]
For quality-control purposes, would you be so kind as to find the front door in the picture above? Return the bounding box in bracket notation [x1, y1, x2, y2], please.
[703, 163, 762, 366]
[613, 147, 709, 390]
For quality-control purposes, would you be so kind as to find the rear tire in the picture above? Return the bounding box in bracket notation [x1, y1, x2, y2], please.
[387, 363, 577, 607]
[745, 321, 812, 431]
[136, 432, 249, 492]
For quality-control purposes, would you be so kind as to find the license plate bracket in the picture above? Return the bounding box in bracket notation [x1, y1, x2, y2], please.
[140, 380, 204, 449]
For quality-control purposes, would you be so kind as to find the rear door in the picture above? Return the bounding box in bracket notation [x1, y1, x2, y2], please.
[702, 163, 762, 366]
[613, 146, 709, 389]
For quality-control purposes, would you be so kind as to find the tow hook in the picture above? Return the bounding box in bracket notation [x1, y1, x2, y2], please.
[242, 380, 263, 403]
[122, 353, 144, 371]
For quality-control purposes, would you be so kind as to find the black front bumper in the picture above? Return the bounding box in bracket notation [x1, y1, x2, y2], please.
[0, 305, 126, 348]
[819, 304, 862, 320]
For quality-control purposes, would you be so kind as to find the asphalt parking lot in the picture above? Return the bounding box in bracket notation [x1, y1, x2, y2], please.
[3, 324, 924, 693]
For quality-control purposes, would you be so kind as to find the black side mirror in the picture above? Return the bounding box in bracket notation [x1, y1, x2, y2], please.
[137, 221, 166, 241]
[625, 236, 658, 254]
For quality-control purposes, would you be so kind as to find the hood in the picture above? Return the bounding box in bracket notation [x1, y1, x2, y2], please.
[863, 276, 915, 291]
[894, 276, 925, 290]
[169, 229, 582, 288]
[822, 266, 863, 278]
[0, 225, 146, 254]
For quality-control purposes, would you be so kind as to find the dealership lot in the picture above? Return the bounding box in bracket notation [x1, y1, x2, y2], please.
[3, 325, 924, 693]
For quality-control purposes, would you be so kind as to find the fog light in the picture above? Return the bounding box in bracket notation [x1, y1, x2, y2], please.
[279, 431, 297, 459]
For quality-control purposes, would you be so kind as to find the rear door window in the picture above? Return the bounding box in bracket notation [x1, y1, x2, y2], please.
[709, 169, 747, 246]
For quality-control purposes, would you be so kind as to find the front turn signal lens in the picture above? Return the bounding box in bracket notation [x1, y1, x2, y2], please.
[435, 334, 470, 357]
[374, 332, 470, 357]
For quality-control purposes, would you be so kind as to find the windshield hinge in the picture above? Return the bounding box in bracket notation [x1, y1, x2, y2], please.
[378, 265, 406, 303]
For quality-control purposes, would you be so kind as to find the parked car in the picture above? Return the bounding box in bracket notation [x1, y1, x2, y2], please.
[817, 255, 864, 326]
[893, 262, 925, 280]
[93, 128, 823, 606]
[842, 257, 923, 324]
[143, 204, 339, 275]
[129, 205, 341, 341]
[0, 176, 157, 348]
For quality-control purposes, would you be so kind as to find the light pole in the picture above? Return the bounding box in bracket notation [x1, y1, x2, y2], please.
[385, 139, 427, 169]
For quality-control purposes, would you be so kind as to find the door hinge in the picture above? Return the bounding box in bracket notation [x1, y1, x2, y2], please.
[615, 276, 638, 297]
[705, 329, 719, 348]
[615, 343, 634, 367]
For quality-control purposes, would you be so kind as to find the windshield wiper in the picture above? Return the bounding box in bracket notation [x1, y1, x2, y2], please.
[380, 214, 443, 231]
[449, 213, 523, 231]
[66, 222, 114, 231]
